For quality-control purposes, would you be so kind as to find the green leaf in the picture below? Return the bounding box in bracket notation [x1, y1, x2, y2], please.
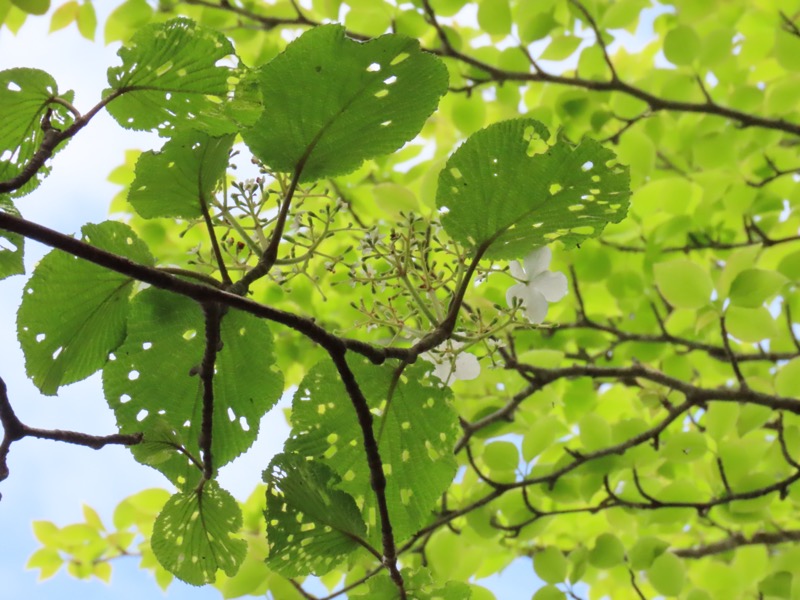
[728, 268, 787, 308]
[540, 35, 583, 61]
[17, 221, 153, 395]
[0, 198, 24, 280]
[26, 547, 62, 580]
[482, 441, 519, 471]
[102, 289, 283, 488]
[0, 68, 75, 198]
[532, 585, 566, 600]
[242, 24, 448, 183]
[663, 431, 706, 463]
[350, 568, 472, 600]
[776, 358, 800, 397]
[76, 1, 97, 41]
[49, 1, 78, 32]
[128, 132, 233, 219]
[628, 536, 669, 570]
[588, 533, 625, 569]
[104, 18, 237, 135]
[437, 119, 630, 259]
[653, 259, 713, 309]
[579, 412, 611, 451]
[663, 25, 700, 66]
[647, 552, 685, 596]
[758, 571, 792, 599]
[104, 0, 153, 44]
[263, 453, 368, 577]
[286, 357, 459, 543]
[151, 481, 246, 585]
[533, 547, 568, 584]
[10, 0, 48, 14]
[477, 0, 511, 37]
[725, 306, 777, 343]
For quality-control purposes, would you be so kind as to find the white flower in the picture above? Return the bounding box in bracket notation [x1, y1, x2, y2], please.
[421, 341, 480, 385]
[506, 247, 568, 323]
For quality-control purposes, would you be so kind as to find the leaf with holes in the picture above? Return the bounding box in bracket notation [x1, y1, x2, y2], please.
[0, 198, 24, 279]
[286, 357, 459, 544]
[104, 18, 238, 135]
[151, 481, 246, 585]
[0, 68, 75, 197]
[102, 289, 283, 489]
[263, 453, 368, 577]
[16, 221, 153, 395]
[128, 132, 233, 219]
[437, 118, 630, 259]
[242, 24, 447, 183]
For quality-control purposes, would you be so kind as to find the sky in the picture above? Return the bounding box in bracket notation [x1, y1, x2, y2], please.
[0, 3, 666, 599]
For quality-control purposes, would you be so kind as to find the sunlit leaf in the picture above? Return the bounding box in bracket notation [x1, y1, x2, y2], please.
[242, 24, 448, 182]
[151, 481, 246, 585]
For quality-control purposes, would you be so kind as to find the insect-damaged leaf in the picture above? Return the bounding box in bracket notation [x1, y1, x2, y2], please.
[286, 357, 459, 544]
[242, 25, 448, 182]
[0, 68, 75, 197]
[17, 221, 153, 395]
[263, 453, 368, 577]
[151, 481, 246, 585]
[437, 118, 630, 260]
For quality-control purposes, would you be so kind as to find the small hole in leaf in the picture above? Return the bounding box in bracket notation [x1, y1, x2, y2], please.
[581, 161, 594, 171]
[438, 206, 450, 215]
[391, 52, 410, 65]
[380, 120, 392, 127]
[136, 409, 148, 422]
[383, 75, 397, 85]
[450, 167, 462, 179]
[177, 68, 187, 77]
[549, 183, 562, 195]
[128, 370, 140, 381]
[183, 329, 197, 340]
[35, 333, 45, 343]
[7, 81, 21, 92]
[120, 394, 131, 404]
[239, 416, 250, 431]
[374, 89, 389, 98]
[366, 62, 381, 72]
[239, 327, 247, 336]
[52, 347, 62, 360]
[228, 407, 236, 422]
[142, 342, 152, 350]
[569, 204, 585, 211]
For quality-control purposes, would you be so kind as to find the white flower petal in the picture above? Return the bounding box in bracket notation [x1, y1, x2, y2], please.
[453, 352, 480, 380]
[531, 270, 569, 302]
[506, 282, 528, 309]
[509, 260, 526, 280]
[523, 246, 551, 276]
[432, 361, 452, 383]
[522, 288, 549, 323]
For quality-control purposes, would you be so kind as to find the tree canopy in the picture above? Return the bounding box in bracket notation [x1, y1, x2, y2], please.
[1, 1, 800, 599]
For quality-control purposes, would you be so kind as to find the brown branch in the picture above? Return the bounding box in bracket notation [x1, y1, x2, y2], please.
[0, 375, 141, 489]
[674, 529, 800, 559]
[0, 211, 410, 366]
[328, 350, 406, 599]
[199, 302, 223, 481]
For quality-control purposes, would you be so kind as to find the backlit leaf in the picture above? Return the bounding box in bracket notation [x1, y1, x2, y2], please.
[653, 259, 713, 309]
[437, 119, 630, 259]
[263, 453, 368, 577]
[151, 481, 246, 585]
[105, 18, 237, 134]
[242, 25, 448, 182]
[0, 68, 75, 197]
[128, 131, 233, 219]
[17, 221, 153, 395]
[102, 289, 283, 488]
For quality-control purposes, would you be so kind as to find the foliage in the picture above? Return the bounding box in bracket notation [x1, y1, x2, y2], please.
[1, 1, 800, 599]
